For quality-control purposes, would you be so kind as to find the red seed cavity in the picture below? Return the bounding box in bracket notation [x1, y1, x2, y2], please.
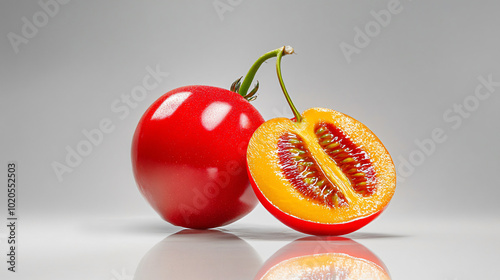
[277, 133, 348, 208]
[276, 123, 377, 208]
[315, 123, 377, 196]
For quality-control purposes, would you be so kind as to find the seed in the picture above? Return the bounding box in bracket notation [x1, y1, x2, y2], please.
[326, 142, 340, 149]
[289, 139, 301, 144]
[352, 172, 365, 177]
[357, 182, 367, 187]
[319, 133, 333, 139]
[316, 127, 327, 135]
[342, 158, 355, 163]
[298, 161, 313, 166]
[331, 193, 339, 206]
[304, 177, 315, 185]
[290, 148, 305, 155]
[320, 139, 332, 146]
[316, 180, 326, 188]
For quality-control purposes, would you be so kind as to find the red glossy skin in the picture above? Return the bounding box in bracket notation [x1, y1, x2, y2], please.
[248, 165, 385, 236]
[132, 85, 264, 229]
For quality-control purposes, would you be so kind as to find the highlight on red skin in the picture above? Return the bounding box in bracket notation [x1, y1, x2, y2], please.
[132, 85, 264, 229]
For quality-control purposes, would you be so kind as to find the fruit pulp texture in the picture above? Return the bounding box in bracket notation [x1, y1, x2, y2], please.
[278, 122, 377, 209]
[247, 108, 396, 225]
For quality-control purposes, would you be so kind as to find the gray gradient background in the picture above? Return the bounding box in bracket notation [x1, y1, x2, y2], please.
[1, 0, 499, 278]
[2, 0, 499, 221]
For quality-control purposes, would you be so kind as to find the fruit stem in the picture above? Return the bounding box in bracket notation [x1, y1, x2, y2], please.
[238, 46, 295, 98]
[276, 46, 302, 122]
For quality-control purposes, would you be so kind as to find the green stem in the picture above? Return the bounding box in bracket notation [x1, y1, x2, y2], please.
[238, 46, 294, 98]
[276, 46, 302, 122]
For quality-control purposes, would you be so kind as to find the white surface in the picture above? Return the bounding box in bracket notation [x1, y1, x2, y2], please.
[1, 214, 498, 279]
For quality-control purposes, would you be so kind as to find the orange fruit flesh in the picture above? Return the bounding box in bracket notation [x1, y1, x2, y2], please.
[260, 253, 390, 280]
[247, 108, 396, 224]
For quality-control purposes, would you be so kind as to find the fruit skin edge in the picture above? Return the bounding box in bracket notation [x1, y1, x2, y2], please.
[131, 85, 263, 229]
[247, 165, 386, 236]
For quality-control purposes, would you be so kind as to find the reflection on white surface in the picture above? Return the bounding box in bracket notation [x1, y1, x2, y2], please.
[5, 216, 500, 280]
[256, 236, 390, 280]
[132, 227, 390, 280]
[201, 102, 232, 131]
[151, 91, 192, 120]
[133, 229, 262, 280]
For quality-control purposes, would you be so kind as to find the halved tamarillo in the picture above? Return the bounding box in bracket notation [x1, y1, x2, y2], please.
[246, 46, 396, 235]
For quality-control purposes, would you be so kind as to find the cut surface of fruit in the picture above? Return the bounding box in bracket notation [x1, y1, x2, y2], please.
[247, 107, 396, 234]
